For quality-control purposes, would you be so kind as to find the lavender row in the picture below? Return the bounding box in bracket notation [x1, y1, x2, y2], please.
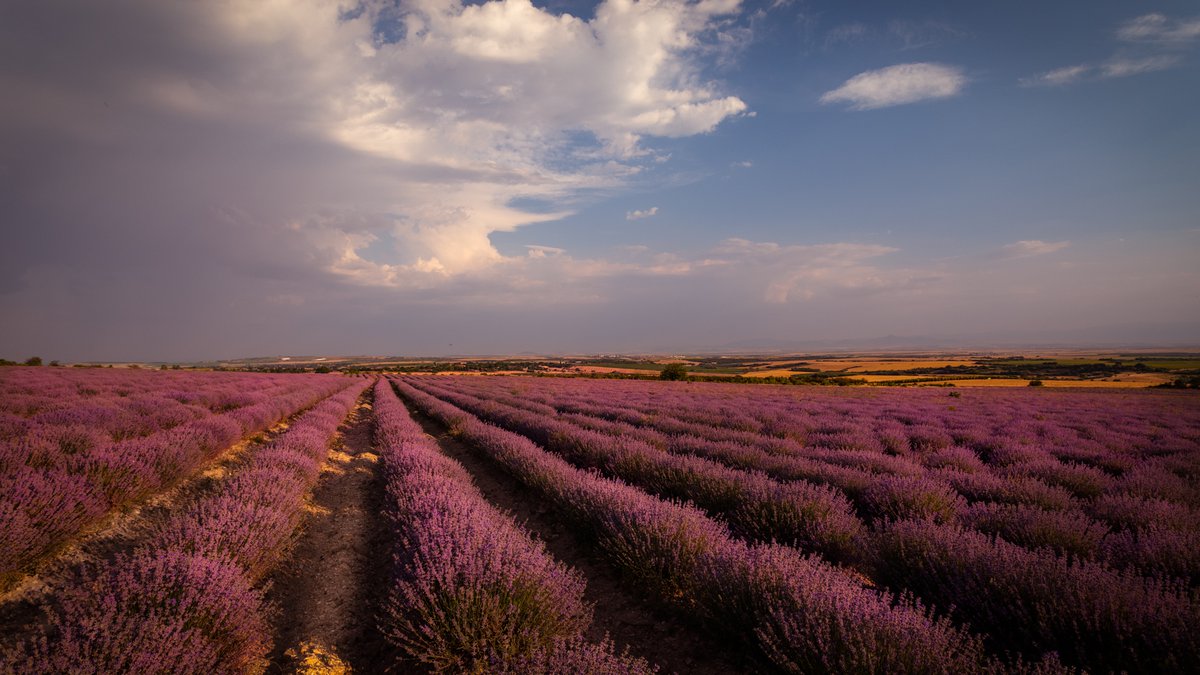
[405, 378, 866, 563]
[434, 378, 1087, 514]
[438, 376, 1200, 580]
[423, 376, 1200, 669]
[0, 371, 353, 589]
[393, 380, 1001, 674]
[554, 383, 1200, 583]
[414, 380, 1090, 555]
[871, 518, 1200, 672]
[0, 381, 364, 674]
[486, 377, 1199, 471]
[372, 380, 653, 673]
[450, 376, 1200, 511]
[0, 367, 356, 450]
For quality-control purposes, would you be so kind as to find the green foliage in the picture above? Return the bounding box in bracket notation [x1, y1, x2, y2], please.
[24, 356, 43, 366]
[659, 363, 688, 381]
[1156, 376, 1200, 389]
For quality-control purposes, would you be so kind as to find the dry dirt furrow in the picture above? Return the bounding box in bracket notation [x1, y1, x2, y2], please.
[404, 403, 755, 675]
[266, 393, 392, 674]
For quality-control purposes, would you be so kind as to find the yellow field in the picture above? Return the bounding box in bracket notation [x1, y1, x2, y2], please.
[920, 378, 1167, 388]
[741, 369, 806, 378]
[849, 374, 944, 383]
[801, 360, 976, 372]
[574, 366, 654, 375]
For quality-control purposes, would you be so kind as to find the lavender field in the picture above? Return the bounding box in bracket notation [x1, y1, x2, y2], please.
[1, 368, 1198, 673]
[7, 0, 1200, 672]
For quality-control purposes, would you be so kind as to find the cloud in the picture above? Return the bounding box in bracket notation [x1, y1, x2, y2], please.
[626, 207, 660, 220]
[1020, 64, 1091, 87]
[820, 63, 967, 110]
[1023, 55, 1180, 86]
[1100, 54, 1182, 78]
[1117, 14, 1200, 43]
[731, 160, 753, 168]
[525, 245, 566, 259]
[711, 238, 901, 302]
[822, 20, 965, 52]
[999, 240, 1070, 259]
[887, 20, 967, 50]
[3, 3, 1197, 359]
[1023, 13, 1194, 87]
[824, 23, 869, 49]
[0, 0, 750, 288]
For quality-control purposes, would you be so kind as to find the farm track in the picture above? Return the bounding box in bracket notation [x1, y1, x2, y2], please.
[404, 402, 754, 675]
[266, 392, 393, 674]
[0, 411, 303, 644]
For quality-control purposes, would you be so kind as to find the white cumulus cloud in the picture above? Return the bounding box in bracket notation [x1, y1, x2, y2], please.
[820, 63, 967, 110]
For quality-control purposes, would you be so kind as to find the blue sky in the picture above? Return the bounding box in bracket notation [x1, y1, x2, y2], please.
[505, 0, 1199, 255]
[1, 1, 1197, 359]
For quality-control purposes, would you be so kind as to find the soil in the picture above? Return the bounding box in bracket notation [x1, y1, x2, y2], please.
[265, 393, 393, 674]
[403, 403, 758, 675]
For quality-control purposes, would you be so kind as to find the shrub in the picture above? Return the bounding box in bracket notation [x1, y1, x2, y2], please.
[960, 502, 1108, 558]
[861, 475, 965, 524]
[10, 550, 269, 675]
[659, 363, 688, 381]
[871, 519, 1200, 672]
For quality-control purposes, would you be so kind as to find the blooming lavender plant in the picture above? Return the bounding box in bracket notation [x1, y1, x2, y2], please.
[394, 379, 998, 674]
[372, 379, 652, 673]
[404, 374, 1200, 672]
[871, 518, 1200, 672]
[406, 378, 867, 562]
[0, 368, 355, 588]
[4, 549, 270, 675]
[3, 381, 364, 672]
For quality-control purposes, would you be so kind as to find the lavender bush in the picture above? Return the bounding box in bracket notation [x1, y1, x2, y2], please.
[871, 518, 1200, 672]
[373, 379, 653, 673]
[404, 374, 1200, 672]
[395, 379, 997, 674]
[2, 381, 364, 672]
[0, 367, 353, 588]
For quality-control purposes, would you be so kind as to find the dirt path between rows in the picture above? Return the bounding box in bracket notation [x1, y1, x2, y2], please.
[404, 403, 756, 675]
[266, 393, 392, 674]
[0, 415, 299, 643]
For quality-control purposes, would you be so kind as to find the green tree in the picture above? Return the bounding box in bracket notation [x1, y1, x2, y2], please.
[660, 363, 688, 381]
[24, 356, 42, 366]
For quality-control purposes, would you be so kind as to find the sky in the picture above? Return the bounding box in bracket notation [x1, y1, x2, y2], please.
[1, 0, 1198, 360]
